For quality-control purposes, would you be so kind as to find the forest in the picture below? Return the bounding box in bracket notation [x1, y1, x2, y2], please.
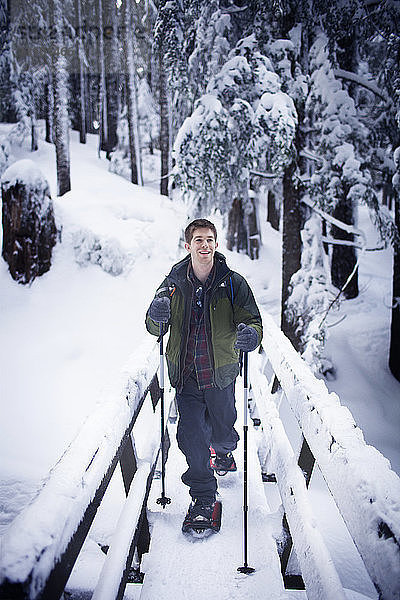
[0, 0, 399, 380]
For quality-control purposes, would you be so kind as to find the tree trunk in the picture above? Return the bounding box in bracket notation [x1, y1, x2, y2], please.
[389, 191, 400, 381]
[74, 0, 86, 144]
[227, 197, 247, 253]
[159, 51, 169, 197]
[123, 0, 139, 185]
[267, 189, 280, 231]
[45, 75, 54, 143]
[1, 161, 57, 284]
[97, 0, 108, 155]
[31, 114, 38, 152]
[104, 0, 120, 158]
[331, 195, 359, 299]
[51, 0, 71, 196]
[332, 22, 359, 296]
[281, 159, 302, 351]
[247, 180, 260, 259]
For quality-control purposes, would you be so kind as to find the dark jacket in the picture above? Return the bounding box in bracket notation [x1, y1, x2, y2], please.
[145, 251, 262, 389]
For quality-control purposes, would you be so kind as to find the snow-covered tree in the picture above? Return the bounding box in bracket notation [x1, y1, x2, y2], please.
[173, 94, 233, 216]
[186, 0, 232, 107]
[307, 33, 395, 297]
[153, 0, 186, 196]
[109, 107, 132, 182]
[174, 33, 297, 257]
[6, 0, 50, 152]
[138, 77, 160, 155]
[286, 213, 333, 375]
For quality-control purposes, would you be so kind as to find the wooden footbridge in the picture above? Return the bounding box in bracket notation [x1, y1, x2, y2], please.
[0, 311, 399, 600]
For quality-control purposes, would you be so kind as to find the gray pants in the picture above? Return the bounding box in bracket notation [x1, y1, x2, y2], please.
[176, 373, 239, 501]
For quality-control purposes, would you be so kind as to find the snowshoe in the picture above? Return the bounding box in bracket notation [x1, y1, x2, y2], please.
[210, 448, 237, 476]
[182, 498, 222, 537]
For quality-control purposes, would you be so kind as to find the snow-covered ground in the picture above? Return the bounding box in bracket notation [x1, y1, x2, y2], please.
[0, 127, 399, 599]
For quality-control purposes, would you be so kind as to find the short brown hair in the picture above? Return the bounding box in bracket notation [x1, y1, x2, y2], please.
[185, 219, 217, 244]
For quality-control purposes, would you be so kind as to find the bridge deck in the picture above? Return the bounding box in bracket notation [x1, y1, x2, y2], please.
[136, 389, 287, 600]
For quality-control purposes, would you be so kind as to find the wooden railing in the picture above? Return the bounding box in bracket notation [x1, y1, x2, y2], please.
[249, 311, 400, 600]
[0, 337, 169, 600]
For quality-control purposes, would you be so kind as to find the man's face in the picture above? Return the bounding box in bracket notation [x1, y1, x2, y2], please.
[185, 227, 218, 268]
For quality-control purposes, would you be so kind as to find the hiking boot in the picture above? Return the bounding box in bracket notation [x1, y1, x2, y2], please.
[189, 497, 215, 521]
[212, 452, 237, 472]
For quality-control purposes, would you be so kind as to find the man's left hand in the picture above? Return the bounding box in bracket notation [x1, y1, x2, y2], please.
[235, 323, 258, 352]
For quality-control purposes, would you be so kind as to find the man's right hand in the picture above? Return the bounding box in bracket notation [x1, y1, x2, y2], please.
[149, 296, 170, 323]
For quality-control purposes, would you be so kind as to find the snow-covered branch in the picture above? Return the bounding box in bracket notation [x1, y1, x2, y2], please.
[250, 169, 279, 179]
[321, 236, 385, 251]
[299, 149, 324, 164]
[302, 195, 367, 243]
[333, 68, 390, 104]
[221, 4, 249, 14]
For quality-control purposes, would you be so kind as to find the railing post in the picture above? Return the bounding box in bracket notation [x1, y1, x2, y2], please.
[297, 436, 316, 488]
[120, 435, 138, 495]
[279, 436, 315, 589]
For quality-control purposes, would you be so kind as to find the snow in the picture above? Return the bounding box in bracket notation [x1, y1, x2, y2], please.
[0, 127, 399, 600]
[1, 158, 49, 194]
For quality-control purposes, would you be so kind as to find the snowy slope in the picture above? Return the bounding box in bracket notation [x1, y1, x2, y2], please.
[0, 129, 185, 529]
[0, 128, 399, 600]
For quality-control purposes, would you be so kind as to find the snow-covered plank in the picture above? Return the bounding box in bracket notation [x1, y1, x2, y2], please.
[91, 461, 152, 600]
[0, 337, 159, 599]
[260, 310, 400, 600]
[250, 358, 346, 600]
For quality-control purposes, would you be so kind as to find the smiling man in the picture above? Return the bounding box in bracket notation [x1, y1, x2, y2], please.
[146, 218, 262, 534]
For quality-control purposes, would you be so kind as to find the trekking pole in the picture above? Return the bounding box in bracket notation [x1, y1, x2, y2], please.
[156, 324, 171, 508]
[237, 351, 255, 574]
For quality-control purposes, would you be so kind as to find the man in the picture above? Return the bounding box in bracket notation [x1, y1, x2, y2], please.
[146, 218, 262, 533]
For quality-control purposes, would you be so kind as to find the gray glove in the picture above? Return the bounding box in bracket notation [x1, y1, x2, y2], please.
[235, 323, 258, 352]
[149, 296, 170, 323]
